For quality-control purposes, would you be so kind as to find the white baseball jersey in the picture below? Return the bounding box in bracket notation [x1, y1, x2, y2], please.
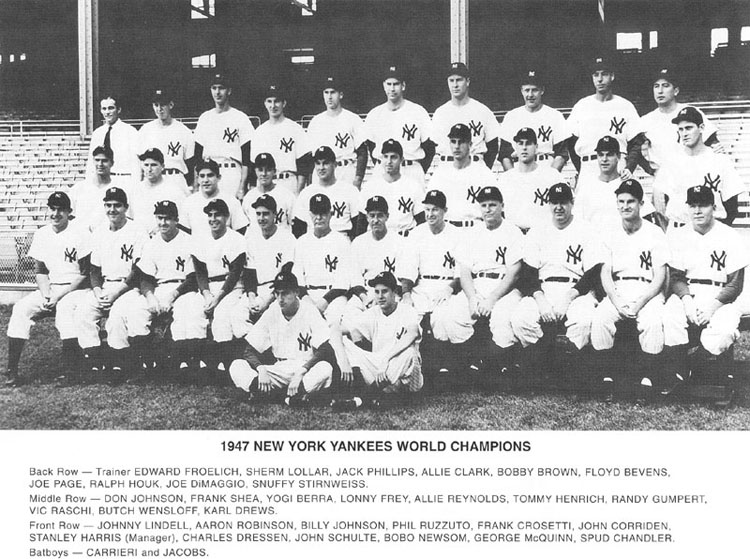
[500, 104, 569, 158]
[247, 298, 330, 361]
[137, 229, 194, 283]
[525, 218, 599, 282]
[400, 223, 463, 283]
[652, 149, 747, 224]
[601, 220, 669, 287]
[192, 228, 246, 280]
[242, 186, 296, 233]
[244, 227, 296, 286]
[460, 220, 524, 284]
[180, 191, 249, 237]
[294, 230, 352, 292]
[294, 182, 360, 234]
[137, 119, 195, 174]
[351, 230, 405, 286]
[69, 179, 130, 232]
[129, 179, 188, 232]
[306, 109, 365, 161]
[429, 161, 497, 222]
[90, 220, 147, 280]
[566, 94, 640, 158]
[87, 119, 140, 177]
[194, 107, 255, 163]
[431, 98, 501, 157]
[637, 104, 718, 173]
[497, 165, 564, 230]
[251, 118, 309, 173]
[364, 100, 432, 161]
[28, 223, 91, 284]
[356, 302, 422, 352]
[357, 174, 425, 234]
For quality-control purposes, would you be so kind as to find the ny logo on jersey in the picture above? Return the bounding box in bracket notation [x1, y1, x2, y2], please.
[167, 141, 181, 157]
[395, 326, 407, 340]
[334, 132, 351, 149]
[63, 247, 78, 263]
[466, 186, 481, 203]
[275, 252, 283, 268]
[222, 127, 238, 143]
[275, 210, 286, 224]
[703, 173, 722, 192]
[639, 250, 652, 271]
[469, 120, 483, 137]
[398, 197, 414, 213]
[279, 137, 295, 153]
[332, 201, 346, 218]
[443, 251, 456, 269]
[537, 125, 553, 143]
[325, 254, 338, 272]
[495, 246, 507, 265]
[533, 188, 549, 206]
[120, 244, 134, 262]
[221, 255, 230, 269]
[175, 256, 186, 272]
[297, 332, 313, 352]
[609, 117, 626, 135]
[402, 124, 418, 141]
[710, 250, 727, 271]
[566, 244, 583, 265]
[383, 256, 396, 274]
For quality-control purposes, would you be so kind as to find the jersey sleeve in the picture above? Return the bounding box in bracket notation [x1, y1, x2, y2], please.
[505, 226, 525, 267]
[482, 105, 502, 143]
[623, 100, 641, 141]
[229, 197, 250, 231]
[27, 229, 46, 263]
[523, 227, 543, 268]
[239, 114, 255, 147]
[136, 241, 158, 277]
[398, 234, 420, 282]
[193, 113, 208, 146]
[182, 126, 196, 160]
[565, 102, 582, 139]
[246, 309, 272, 354]
[718, 155, 748, 201]
[650, 228, 670, 269]
[307, 303, 331, 348]
[351, 113, 367, 150]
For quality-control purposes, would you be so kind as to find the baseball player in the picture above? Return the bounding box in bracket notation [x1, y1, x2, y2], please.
[330, 271, 423, 410]
[652, 106, 746, 227]
[355, 139, 425, 237]
[181, 159, 248, 237]
[70, 145, 128, 232]
[293, 146, 359, 238]
[85, 95, 140, 184]
[306, 76, 368, 188]
[76, 187, 147, 379]
[498, 69, 569, 171]
[229, 263, 336, 406]
[251, 84, 311, 195]
[137, 88, 195, 195]
[4, 192, 91, 387]
[193, 73, 255, 199]
[294, 193, 352, 325]
[431, 62, 500, 169]
[129, 148, 187, 234]
[662, 186, 747, 395]
[497, 127, 564, 232]
[241, 153, 295, 233]
[428, 123, 497, 230]
[590, 179, 668, 403]
[566, 56, 643, 182]
[363, 65, 435, 185]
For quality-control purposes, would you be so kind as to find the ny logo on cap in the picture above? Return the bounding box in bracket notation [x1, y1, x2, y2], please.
[469, 120, 483, 137]
[529, 70, 536, 77]
[297, 332, 312, 352]
[395, 326, 407, 340]
[703, 173, 721, 191]
[538, 125, 552, 142]
[221, 255, 230, 269]
[314, 195, 323, 203]
[443, 251, 456, 269]
[167, 141, 181, 157]
[175, 256, 185, 272]
[402, 124, 418, 141]
[533, 187, 549, 206]
[639, 250, 652, 271]
[596, 57, 603, 64]
[495, 246, 507, 264]
[384, 256, 396, 274]
[280, 137, 295, 153]
[466, 186, 481, 203]
[120, 244, 134, 262]
[609, 117, 626, 135]
[566, 244, 583, 266]
[334, 132, 351, 149]
[275, 252, 283, 268]
[710, 250, 727, 271]
[64, 247, 78, 263]
[398, 197, 414, 213]
[223, 127, 239, 143]
[659, 68, 668, 75]
[389, 66, 396, 72]
[325, 254, 338, 272]
[332, 201, 346, 218]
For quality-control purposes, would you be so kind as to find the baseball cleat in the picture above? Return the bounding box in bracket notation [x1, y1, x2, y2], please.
[331, 397, 363, 411]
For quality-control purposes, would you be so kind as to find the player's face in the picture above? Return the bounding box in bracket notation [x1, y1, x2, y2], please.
[311, 211, 332, 234]
[211, 85, 230, 106]
[521, 85, 544, 110]
[689, 203, 715, 228]
[255, 165, 275, 188]
[104, 201, 127, 227]
[141, 158, 164, 182]
[315, 159, 336, 182]
[449, 137, 471, 160]
[275, 288, 299, 313]
[515, 138, 537, 164]
[373, 284, 397, 313]
[93, 154, 113, 177]
[206, 210, 228, 234]
[677, 121, 703, 148]
[592, 71, 614, 94]
[382, 152, 402, 176]
[652, 79, 678, 106]
[255, 207, 275, 233]
[47, 206, 71, 229]
[423, 203, 446, 226]
[480, 199, 503, 228]
[367, 210, 388, 235]
[597, 150, 619, 174]
[100, 98, 120, 125]
[551, 200, 574, 226]
[197, 169, 220, 196]
[152, 101, 174, 120]
[155, 214, 178, 238]
[447, 75, 469, 99]
[265, 97, 286, 118]
[383, 78, 405, 102]
[616, 193, 642, 221]
[323, 88, 342, 110]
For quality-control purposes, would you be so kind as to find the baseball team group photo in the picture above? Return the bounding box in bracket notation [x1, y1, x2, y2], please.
[1, 0, 749, 430]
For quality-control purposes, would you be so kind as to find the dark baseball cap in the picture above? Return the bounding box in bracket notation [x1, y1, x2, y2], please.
[448, 123, 472, 142]
[423, 189, 447, 209]
[153, 200, 178, 219]
[313, 146, 336, 163]
[547, 183, 574, 204]
[203, 198, 230, 216]
[671, 106, 703, 126]
[273, 263, 299, 291]
[92, 145, 114, 160]
[195, 158, 220, 175]
[447, 62, 469, 78]
[595, 135, 620, 154]
[209, 72, 229, 87]
[264, 84, 285, 101]
[521, 69, 544, 87]
[254, 153, 276, 169]
[614, 179, 644, 201]
[654, 67, 679, 86]
[381, 139, 403, 157]
[139, 147, 164, 164]
[322, 76, 341, 91]
[475, 186, 503, 204]
[686, 185, 714, 206]
[384, 64, 405, 82]
[47, 191, 71, 210]
[309, 193, 331, 214]
[368, 271, 398, 291]
[251, 194, 278, 214]
[103, 187, 128, 205]
[152, 88, 172, 103]
[513, 127, 537, 144]
[590, 56, 613, 73]
[365, 196, 389, 213]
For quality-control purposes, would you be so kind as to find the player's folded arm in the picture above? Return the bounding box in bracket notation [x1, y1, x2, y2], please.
[241, 268, 259, 296]
[625, 133, 647, 172]
[192, 257, 210, 293]
[220, 254, 246, 296]
[483, 138, 499, 169]
[716, 268, 744, 305]
[667, 266, 689, 298]
[572, 262, 603, 299]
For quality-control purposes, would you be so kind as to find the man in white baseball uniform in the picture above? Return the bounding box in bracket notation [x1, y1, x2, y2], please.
[498, 69, 569, 171]
[591, 179, 668, 403]
[70, 145, 126, 232]
[364, 65, 435, 186]
[498, 127, 564, 232]
[193, 73, 255, 199]
[129, 148, 187, 234]
[241, 153, 295, 233]
[229, 264, 335, 407]
[86, 95, 139, 184]
[306, 76, 368, 188]
[432, 62, 500, 169]
[4, 192, 90, 386]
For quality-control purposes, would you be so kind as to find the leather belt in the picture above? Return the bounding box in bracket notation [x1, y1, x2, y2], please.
[542, 276, 576, 283]
[688, 278, 726, 287]
[336, 159, 355, 167]
[110, 172, 132, 176]
[306, 284, 333, 290]
[581, 154, 598, 162]
[420, 275, 453, 281]
[158, 279, 182, 284]
[163, 169, 182, 175]
[512, 153, 552, 162]
[397, 229, 412, 237]
[449, 220, 476, 227]
[104, 277, 127, 282]
[472, 272, 501, 279]
[218, 162, 238, 168]
[440, 155, 482, 162]
[670, 221, 686, 228]
[614, 274, 650, 283]
[276, 171, 295, 179]
[209, 274, 227, 282]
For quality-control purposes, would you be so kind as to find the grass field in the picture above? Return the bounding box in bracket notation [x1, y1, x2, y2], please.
[1, 306, 749, 430]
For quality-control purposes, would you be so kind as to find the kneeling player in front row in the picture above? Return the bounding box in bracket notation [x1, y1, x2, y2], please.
[330, 271, 423, 410]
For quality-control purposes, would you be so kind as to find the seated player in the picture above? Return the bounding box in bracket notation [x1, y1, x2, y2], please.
[330, 271, 423, 410]
[4, 192, 90, 386]
[229, 263, 335, 406]
[241, 153, 295, 233]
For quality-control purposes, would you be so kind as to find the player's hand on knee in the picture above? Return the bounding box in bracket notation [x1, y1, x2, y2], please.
[257, 367, 272, 393]
[287, 377, 302, 397]
[341, 368, 354, 385]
